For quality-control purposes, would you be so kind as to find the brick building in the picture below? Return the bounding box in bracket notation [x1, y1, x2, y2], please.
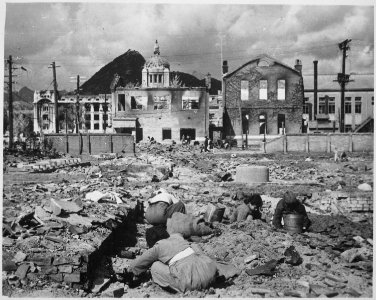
[223, 54, 304, 141]
[110, 41, 209, 142]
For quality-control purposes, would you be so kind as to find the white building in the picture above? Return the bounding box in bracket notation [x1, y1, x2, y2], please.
[303, 74, 374, 132]
[33, 90, 112, 134]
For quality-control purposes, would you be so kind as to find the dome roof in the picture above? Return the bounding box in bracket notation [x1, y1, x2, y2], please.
[145, 55, 170, 69]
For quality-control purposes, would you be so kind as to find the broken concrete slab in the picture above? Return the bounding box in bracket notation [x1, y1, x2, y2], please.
[50, 198, 83, 216]
[15, 264, 30, 279]
[13, 251, 27, 263]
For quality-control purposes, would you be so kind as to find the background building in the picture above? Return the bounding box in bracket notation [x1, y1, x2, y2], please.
[208, 92, 223, 141]
[223, 54, 304, 141]
[110, 41, 209, 143]
[303, 73, 374, 133]
[33, 91, 111, 134]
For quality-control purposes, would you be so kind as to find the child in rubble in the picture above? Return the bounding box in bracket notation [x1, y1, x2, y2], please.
[272, 191, 311, 231]
[229, 193, 264, 223]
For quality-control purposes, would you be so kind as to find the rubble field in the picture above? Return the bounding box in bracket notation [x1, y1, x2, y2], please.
[2, 143, 373, 298]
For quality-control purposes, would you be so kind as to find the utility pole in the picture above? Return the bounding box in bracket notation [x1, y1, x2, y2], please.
[103, 94, 107, 133]
[7, 55, 14, 148]
[76, 75, 80, 134]
[64, 106, 68, 134]
[336, 39, 351, 133]
[49, 62, 60, 133]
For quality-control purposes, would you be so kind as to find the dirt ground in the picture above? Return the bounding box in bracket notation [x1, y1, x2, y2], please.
[3, 144, 373, 298]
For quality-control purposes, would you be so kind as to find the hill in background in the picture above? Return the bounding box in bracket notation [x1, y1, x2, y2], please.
[80, 49, 222, 95]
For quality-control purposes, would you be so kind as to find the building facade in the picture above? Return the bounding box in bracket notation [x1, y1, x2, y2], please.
[110, 41, 209, 142]
[303, 74, 374, 133]
[33, 91, 111, 134]
[223, 54, 304, 140]
[208, 92, 223, 141]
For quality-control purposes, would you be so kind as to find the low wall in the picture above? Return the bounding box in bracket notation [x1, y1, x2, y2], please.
[44, 133, 135, 156]
[265, 133, 373, 153]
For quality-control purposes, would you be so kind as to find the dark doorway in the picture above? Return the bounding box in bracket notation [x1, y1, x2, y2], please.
[162, 128, 172, 140]
[277, 114, 285, 134]
[136, 128, 143, 143]
[259, 114, 266, 135]
[180, 128, 196, 141]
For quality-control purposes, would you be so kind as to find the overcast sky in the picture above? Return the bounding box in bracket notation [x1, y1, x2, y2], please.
[3, 1, 374, 92]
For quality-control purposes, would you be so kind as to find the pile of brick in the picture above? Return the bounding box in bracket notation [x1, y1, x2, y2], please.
[16, 158, 84, 173]
[307, 191, 373, 214]
[2, 181, 139, 293]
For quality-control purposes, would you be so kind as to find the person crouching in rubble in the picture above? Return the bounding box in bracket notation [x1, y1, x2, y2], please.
[229, 193, 263, 223]
[145, 188, 186, 226]
[272, 191, 311, 231]
[127, 225, 218, 293]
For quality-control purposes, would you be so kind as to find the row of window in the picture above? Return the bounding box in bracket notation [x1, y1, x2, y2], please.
[241, 79, 286, 101]
[303, 96, 367, 115]
[303, 103, 362, 114]
[117, 95, 200, 111]
[149, 74, 163, 84]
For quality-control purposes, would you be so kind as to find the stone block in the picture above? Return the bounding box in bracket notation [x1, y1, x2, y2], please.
[49, 273, 64, 282]
[64, 272, 81, 283]
[40, 266, 58, 275]
[15, 264, 30, 279]
[58, 265, 73, 273]
[3, 259, 18, 272]
[53, 256, 80, 266]
[236, 166, 269, 183]
[28, 255, 52, 266]
[13, 251, 27, 263]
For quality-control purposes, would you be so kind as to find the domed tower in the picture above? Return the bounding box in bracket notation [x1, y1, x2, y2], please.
[142, 40, 170, 88]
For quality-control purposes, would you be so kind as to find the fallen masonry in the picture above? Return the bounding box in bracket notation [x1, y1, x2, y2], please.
[2, 144, 373, 298]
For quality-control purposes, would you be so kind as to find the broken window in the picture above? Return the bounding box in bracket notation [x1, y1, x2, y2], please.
[241, 80, 249, 101]
[182, 97, 199, 110]
[130, 96, 146, 110]
[94, 114, 99, 120]
[277, 80, 285, 100]
[154, 95, 171, 110]
[162, 128, 171, 140]
[259, 80, 267, 100]
[94, 123, 99, 130]
[118, 94, 125, 111]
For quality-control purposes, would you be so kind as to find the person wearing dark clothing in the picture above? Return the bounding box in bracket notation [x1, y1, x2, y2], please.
[187, 135, 191, 145]
[272, 191, 311, 230]
[204, 136, 209, 152]
[230, 193, 263, 222]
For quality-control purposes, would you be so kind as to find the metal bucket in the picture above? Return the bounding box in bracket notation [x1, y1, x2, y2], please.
[283, 214, 304, 233]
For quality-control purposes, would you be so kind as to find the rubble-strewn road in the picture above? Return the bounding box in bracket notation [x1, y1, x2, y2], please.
[2, 144, 373, 298]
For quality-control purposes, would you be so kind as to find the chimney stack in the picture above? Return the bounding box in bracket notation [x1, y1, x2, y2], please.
[294, 59, 302, 74]
[222, 60, 228, 75]
[313, 60, 318, 120]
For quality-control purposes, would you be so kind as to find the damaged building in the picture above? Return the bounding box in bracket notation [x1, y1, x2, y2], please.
[110, 41, 209, 143]
[223, 55, 304, 141]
